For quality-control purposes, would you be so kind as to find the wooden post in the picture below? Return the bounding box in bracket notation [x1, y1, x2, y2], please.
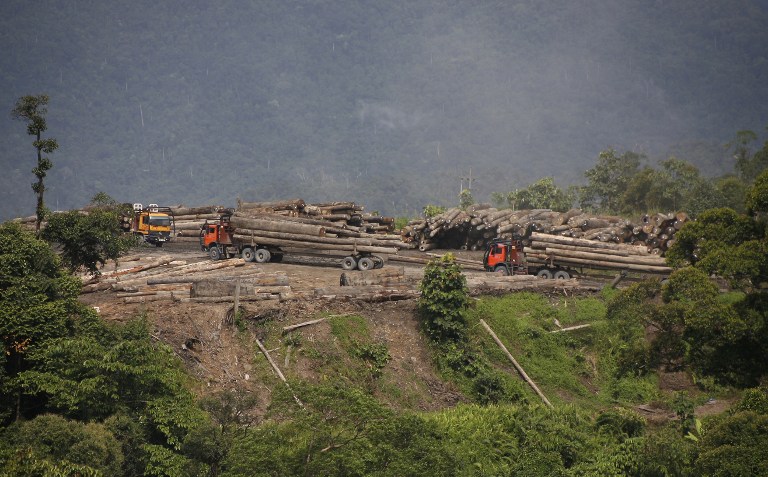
[232, 279, 241, 325]
[479, 319, 553, 408]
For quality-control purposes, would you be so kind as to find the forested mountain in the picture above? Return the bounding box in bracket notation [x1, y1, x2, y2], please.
[2, 0, 768, 221]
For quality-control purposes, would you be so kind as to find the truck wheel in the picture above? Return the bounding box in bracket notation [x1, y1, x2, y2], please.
[209, 247, 222, 261]
[554, 270, 570, 280]
[358, 257, 375, 271]
[536, 269, 553, 279]
[241, 247, 256, 262]
[494, 265, 510, 275]
[372, 256, 384, 269]
[254, 248, 271, 263]
[272, 253, 284, 262]
[341, 256, 357, 270]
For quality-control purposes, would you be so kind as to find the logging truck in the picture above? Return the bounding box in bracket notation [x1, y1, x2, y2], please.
[199, 213, 387, 270]
[483, 238, 574, 279]
[485, 235, 672, 279]
[121, 203, 175, 247]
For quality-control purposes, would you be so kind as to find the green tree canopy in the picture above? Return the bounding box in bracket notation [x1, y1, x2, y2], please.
[41, 193, 136, 275]
[492, 177, 573, 212]
[579, 149, 643, 213]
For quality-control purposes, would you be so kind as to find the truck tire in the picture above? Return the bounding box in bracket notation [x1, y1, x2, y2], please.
[494, 265, 510, 275]
[553, 270, 570, 280]
[536, 268, 553, 279]
[358, 257, 375, 271]
[372, 255, 384, 269]
[209, 246, 222, 261]
[341, 256, 357, 270]
[241, 247, 256, 262]
[254, 248, 271, 263]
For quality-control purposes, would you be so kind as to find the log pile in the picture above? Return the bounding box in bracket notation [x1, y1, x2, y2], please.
[237, 198, 399, 236]
[526, 232, 672, 275]
[82, 255, 292, 303]
[170, 205, 229, 241]
[402, 206, 688, 257]
[227, 211, 410, 256]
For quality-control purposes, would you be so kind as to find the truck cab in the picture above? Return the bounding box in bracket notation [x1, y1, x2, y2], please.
[483, 238, 528, 275]
[200, 215, 235, 257]
[128, 203, 174, 246]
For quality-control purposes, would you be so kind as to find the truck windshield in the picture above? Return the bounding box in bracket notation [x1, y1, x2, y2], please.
[148, 215, 171, 227]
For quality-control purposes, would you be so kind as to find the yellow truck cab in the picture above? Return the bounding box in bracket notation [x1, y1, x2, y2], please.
[128, 203, 174, 246]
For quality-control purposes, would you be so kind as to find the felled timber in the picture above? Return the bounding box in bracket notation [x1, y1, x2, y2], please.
[230, 214, 326, 237]
[339, 267, 406, 286]
[313, 285, 419, 301]
[480, 319, 553, 408]
[231, 233, 397, 255]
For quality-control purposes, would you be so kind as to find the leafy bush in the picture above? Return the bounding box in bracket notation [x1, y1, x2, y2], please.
[0, 414, 123, 476]
[418, 254, 469, 343]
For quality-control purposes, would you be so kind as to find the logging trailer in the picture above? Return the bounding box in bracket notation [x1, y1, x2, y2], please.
[121, 203, 175, 247]
[199, 213, 386, 270]
[483, 238, 574, 279]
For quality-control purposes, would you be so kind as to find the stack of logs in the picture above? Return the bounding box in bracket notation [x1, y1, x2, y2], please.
[527, 232, 671, 275]
[226, 211, 410, 256]
[402, 205, 688, 256]
[82, 255, 293, 303]
[236, 198, 397, 235]
[332, 266, 600, 299]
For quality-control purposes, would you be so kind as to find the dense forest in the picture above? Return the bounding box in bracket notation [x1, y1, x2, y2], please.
[2, 0, 768, 221]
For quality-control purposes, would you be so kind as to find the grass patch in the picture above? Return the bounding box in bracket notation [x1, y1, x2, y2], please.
[466, 292, 665, 409]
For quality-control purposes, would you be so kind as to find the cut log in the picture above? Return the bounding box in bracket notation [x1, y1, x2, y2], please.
[231, 233, 397, 255]
[282, 318, 327, 334]
[479, 319, 553, 408]
[339, 267, 406, 286]
[230, 215, 325, 236]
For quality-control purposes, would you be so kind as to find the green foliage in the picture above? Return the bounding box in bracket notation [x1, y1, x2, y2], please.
[665, 207, 761, 269]
[732, 387, 768, 414]
[352, 342, 391, 380]
[42, 193, 137, 275]
[418, 254, 469, 343]
[579, 149, 642, 213]
[728, 128, 768, 182]
[458, 188, 474, 210]
[671, 391, 696, 433]
[0, 414, 122, 476]
[594, 407, 646, 439]
[662, 267, 719, 304]
[422, 204, 446, 218]
[0, 222, 84, 420]
[694, 411, 768, 476]
[493, 177, 573, 212]
[746, 169, 768, 215]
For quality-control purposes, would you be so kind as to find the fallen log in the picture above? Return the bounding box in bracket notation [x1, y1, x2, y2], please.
[179, 294, 279, 303]
[340, 267, 406, 286]
[551, 324, 592, 333]
[480, 319, 553, 408]
[282, 318, 327, 334]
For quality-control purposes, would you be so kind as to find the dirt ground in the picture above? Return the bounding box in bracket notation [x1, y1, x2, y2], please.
[80, 241, 466, 414]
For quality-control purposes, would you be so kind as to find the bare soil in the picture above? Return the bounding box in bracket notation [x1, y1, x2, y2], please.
[80, 242, 463, 415]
